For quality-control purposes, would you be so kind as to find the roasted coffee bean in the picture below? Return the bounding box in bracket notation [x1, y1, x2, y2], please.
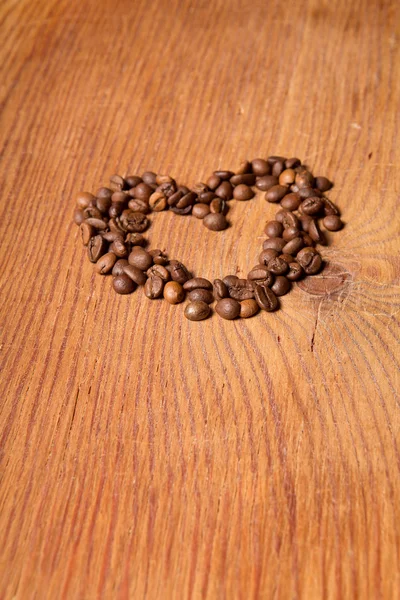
[210, 198, 227, 214]
[282, 237, 304, 255]
[192, 203, 210, 219]
[235, 160, 252, 174]
[323, 215, 343, 231]
[263, 237, 286, 252]
[128, 247, 153, 270]
[108, 204, 123, 218]
[276, 209, 299, 229]
[308, 220, 325, 243]
[177, 186, 191, 195]
[214, 170, 233, 180]
[156, 174, 175, 186]
[285, 157, 301, 169]
[149, 249, 168, 265]
[265, 185, 288, 203]
[233, 184, 254, 201]
[251, 158, 270, 176]
[222, 275, 239, 287]
[170, 205, 192, 215]
[299, 215, 313, 232]
[176, 191, 197, 209]
[271, 276, 291, 296]
[96, 187, 113, 200]
[149, 191, 167, 211]
[95, 252, 117, 274]
[267, 155, 286, 166]
[85, 217, 107, 230]
[215, 181, 233, 200]
[282, 226, 301, 241]
[132, 182, 153, 200]
[323, 198, 340, 216]
[73, 209, 85, 225]
[280, 193, 301, 211]
[163, 281, 185, 304]
[300, 197, 324, 216]
[290, 184, 300, 193]
[301, 232, 314, 247]
[240, 299, 259, 318]
[113, 274, 135, 294]
[168, 260, 191, 284]
[109, 218, 125, 235]
[254, 284, 278, 311]
[296, 247, 322, 274]
[265, 220, 284, 238]
[141, 171, 157, 186]
[167, 190, 184, 207]
[193, 182, 209, 195]
[247, 265, 273, 286]
[213, 279, 229, 299]
[279, 253, 295, 264]
[147, 264, 170, 281]
[230, 173, 256, 186]
[120, 210, 149, 232]
[144, 275, 164, 299]
[255, 175, 279, 191]
[80, 222, 94, 245]
[315, 176, 332, 192]
[183, 277, 213, 291]
[198, 191, 217, 204]
[110, 238, 128, 258]
[215, 298, 240, 319]
[203, 213, 228, 231]
[286, 262, 303, 281]
[259, 248, 279, 264]
[295, 171, 314, 189]
[279, 169, 296, 186]
[83, 206, 103, 220]
[267, 257, 289, 275]
[125, 176, 142, 189]
[112, 191, 129, 204]
[112, 259, 129, 277]
[188, 289, 214, 304]
[110, 175, 126, 191]
[123, 264, 147, 285]
[206, 175, 221, 190]
[298, 187, 322, 199]
[125, 232, 146, 246]
[96, 196, 112, 214]
[88, 235, 107, 263]
[128, 198, 151, 214]
[75, 191, 94, 210]
[228, 280, 254, 301]
[184, 301, 211, 321]
[272, 160, 285, 177]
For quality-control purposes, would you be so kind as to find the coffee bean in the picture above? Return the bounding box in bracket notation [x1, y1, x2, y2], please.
[298, 187, 322, 199]
[213, 279, 229, 299]
[132, 182, 153, 200]
[176, 192, 197, 209]
[96, 196, 112, 214]
[109, 218, 126, 235]
[263, 237, 286, 252]
[282, 226, 301, 241]
[149, 249, 168, 265]
[184, 301, 211, 321]
[271, 276, 291, 296]
[148, 191, 167, 211]
[308, 220, 325, 243]
[255, 175, 279, 191]
[112, 259, 129, 277]
[296, 247, 322, 274]
[279, 169, 296, 186]
[323, 215, 343, 231]
[282, 237, 304, 255]
[251, 158, 270, 176]
[112, 191, 129, 204]
[227, 279, 254, 301]
[183, 277, 213, 291]
[301, 232, 314, 247]
[233, 184, 254, 201]
[230, 173, 256, 186]
[223, 275, 239, 287]
[199, 191, 217, 204]
[128, 198, 151, 214]
[247, 265, 273, 286]
[108, 204, 123, 219]
[192, 203, 210, 219]
[120, 210, 149, 232]
[157, 180, 177, 199]
[235, 160, 252, 174]
[210, 198, 227, 214]
[300, 197, 324, 216]
[286, 262, 303, 281]
[88, 235, 107, 263]
[168, 260, 191, 284]
[279, 253, 295, 264]
[215, 181, 233, 200]
[163, 281, 185, 304]
[299, 215, 313, 232]
[125, 176, 142, 189]
[113, 274, 135, 294]
[323, 198, 340, 216]
[188, 289, 214, 304]
[75, 191, 95, 209]
[280, 193, 301, 211]
[268, 257, 289, 275]
[265, 220, 284, 238]
[141, 171, 157, 186]
[206, 175, 221, 190]
[110, 175, 126, 191]
[276, 209, 299, 229]
[254, 284, 278, 311]
[128, 247, 153, 270]
[214, 170, 233, 180]
[215, 298, 240, 319]
[144, 275, 164, 299]
[85, 217, 107, 230]
[95, 252, 117, 274]
[73, 209, 85, 225]
[125, 232, 146, 246]
[267, 155, 286, 165]
[96, 187, 113, 199]
[193, 182, 209, 195]
[147, 264, 170, 281]
[122, 264, 147, 285]
[110, 238, 129, 258]
[265, 185, 288, 203]
[285, 157, 301, 169]
[203, 213, 228, 231]
[80, 222, 95, 245]
[170, 205, 192, 216]
[239, 299, 259, 318]
[102, 231, 123, 243]
[272, 160, 285, 177]
[83, 206, 103, 220]
[315, 176, 332, 192]
[156, 174, 175, 186]
[259, 248, 279, 264]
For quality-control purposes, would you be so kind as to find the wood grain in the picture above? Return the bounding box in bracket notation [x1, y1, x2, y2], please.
[1, 0, 399, 597]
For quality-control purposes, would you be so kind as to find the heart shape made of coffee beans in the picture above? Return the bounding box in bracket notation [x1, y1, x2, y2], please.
[73, 156, 344, 321]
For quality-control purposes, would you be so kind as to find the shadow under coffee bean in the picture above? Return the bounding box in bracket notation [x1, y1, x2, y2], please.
[72, 155, 344, 321]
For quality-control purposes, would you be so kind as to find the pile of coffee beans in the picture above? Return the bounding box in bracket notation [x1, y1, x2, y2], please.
[73, 156, 344, 321]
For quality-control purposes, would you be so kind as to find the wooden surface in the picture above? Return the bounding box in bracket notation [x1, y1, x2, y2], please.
[1, 0, 400, 597]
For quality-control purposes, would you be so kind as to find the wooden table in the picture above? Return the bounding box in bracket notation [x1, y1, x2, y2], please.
[1, 0, 399, 597]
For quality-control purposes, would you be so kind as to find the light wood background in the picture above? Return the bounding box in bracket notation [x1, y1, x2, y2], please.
[1, 0, 399, 598]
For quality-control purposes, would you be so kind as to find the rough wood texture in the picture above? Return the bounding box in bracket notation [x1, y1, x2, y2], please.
[1, 0, 399, 597]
